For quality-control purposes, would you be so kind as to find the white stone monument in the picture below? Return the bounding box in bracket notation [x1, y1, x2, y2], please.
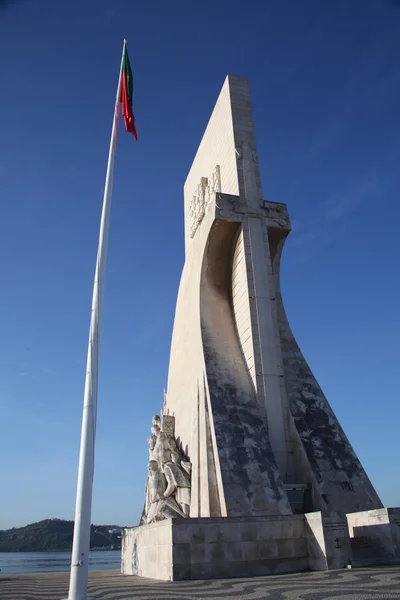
[122, 75, 400, 580]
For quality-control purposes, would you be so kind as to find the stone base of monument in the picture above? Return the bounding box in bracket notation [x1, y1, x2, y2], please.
[346, 507, 400, 567]
[305, 511, 351, 571]
[121, 512, 351, 581]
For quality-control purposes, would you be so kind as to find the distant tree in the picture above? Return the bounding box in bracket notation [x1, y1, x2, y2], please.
[0, 519, 125, 552]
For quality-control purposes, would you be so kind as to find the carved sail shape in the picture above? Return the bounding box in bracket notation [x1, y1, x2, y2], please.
[269, 234, 383, 514]
[200, 219, 292, 517]
[232, 229, 257, 390]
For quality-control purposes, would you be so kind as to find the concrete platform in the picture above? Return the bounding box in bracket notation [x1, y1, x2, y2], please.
[122, 513, 352, 580]
[0, 566, 400, 599]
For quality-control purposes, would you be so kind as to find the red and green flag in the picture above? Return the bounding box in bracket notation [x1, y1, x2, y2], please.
[121, 45, 137, 141]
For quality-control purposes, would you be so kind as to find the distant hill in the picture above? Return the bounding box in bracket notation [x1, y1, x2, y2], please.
[0, 519, 126, 552]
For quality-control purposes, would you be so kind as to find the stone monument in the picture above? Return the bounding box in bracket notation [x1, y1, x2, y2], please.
[122, 75, 399, 580]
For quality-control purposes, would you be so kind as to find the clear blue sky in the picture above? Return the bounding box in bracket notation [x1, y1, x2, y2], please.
[0, 0, 399, 530]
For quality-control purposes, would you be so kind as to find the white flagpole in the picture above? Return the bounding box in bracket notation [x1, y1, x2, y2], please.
[64, 39, 126, 600]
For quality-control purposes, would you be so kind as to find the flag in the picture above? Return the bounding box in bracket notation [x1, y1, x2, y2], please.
[121, 45, 137, 140]
[67, 40, 136, 600]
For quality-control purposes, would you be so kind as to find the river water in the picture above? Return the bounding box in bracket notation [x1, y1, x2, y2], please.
[0, 551, 121, 574]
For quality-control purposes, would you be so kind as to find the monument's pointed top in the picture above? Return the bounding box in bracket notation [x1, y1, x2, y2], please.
[183, 74, 263, 248]
[225, 73, 249, 83]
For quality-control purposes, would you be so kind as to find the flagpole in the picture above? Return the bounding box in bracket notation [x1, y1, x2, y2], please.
[64, 39, 126, 600]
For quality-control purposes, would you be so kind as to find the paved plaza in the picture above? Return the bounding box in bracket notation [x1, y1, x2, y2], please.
[0, 566, 399, 600]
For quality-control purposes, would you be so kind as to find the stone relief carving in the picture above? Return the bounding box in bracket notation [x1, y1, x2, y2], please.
[141, 414, 191, 525]
[189, 166, 221, 238]
[205, 165, 222, 209]
[235, 143, 258, 164]
[263, 202, 289, 228]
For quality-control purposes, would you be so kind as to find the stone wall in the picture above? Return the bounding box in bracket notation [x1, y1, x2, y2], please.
[122, 515, 314, 581]
[122, 509, 400, 581]
[304, 511, 351, 571]
[121, 520, 173, 580]
[347, 508, 400, 567]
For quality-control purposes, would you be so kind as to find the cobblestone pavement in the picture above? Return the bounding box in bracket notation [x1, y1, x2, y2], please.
[0, 566, 399, 600]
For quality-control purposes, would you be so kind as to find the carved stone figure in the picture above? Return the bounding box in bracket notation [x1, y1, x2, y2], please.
[189, 170, 221, 238]
[144, 461, 187, 524]
[151, 415, 161, 437]
[164, 462, 191, 516]
[141, 413, 192, 525]
[147, 435, 157, 461]
[153, 431, 180, 465]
